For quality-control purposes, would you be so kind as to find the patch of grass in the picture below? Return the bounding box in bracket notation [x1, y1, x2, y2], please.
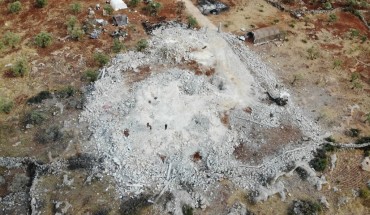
[143, 1, 162, 16]
[0, 97, 13, 114]
[35, 31, 52, 48]
[70, 2, 82, 14]
[307, 46, 320, 60]
[27, 91, 52, 104]
[333, 59, 342, 69]
[187, 16, 198, 28]
[2, 31, 21, 48]
[35, 0, 48, 8]
[11, 57, 29, 77]
[103, 4, 114, 15]
[8, 1, 22, 13]
[83, 69, 99, 82]
[136, 39, 148, 52]
[112, 38, 125, 53]
[94, 52, 110, 66]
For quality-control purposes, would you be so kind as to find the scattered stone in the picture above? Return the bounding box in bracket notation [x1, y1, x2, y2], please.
[320, 196, 330, 208]
[361, 157, 370, 172]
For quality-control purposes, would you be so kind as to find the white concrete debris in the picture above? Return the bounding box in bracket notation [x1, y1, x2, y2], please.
[330, 154, 337, 171]
[80, 26, 324, 200]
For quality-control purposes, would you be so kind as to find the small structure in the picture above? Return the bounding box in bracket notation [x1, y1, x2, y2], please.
[246, 26, 282, 45]
[198, 0, 228, 15]
[110, 0, 128, 11]
[112, 14, 128, 26]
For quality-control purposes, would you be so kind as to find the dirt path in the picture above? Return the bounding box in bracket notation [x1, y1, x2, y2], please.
[181, 0, 217, 30]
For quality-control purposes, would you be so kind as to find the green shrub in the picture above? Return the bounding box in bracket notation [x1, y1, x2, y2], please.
[288, 200, 321, 215]
[35, 0, 47, 8]
[94, 52, 109, 66]
[24, 111, 46, 125]
[356, 136, 370, 144]
[310, 148, 328, 172]
[112, 38, 125, 53]
[136, 39, 148, 51]
[328, 13, 337, 22]
[66, 16, 77, 30]
[8, 1, 21, 13]
[57, 86, 76, 98]
[66, 16, 84, 40]
[27, 91, 52, 104]
[143, 1, 162, 16]
[359, 188, 370, 199]
[324, 136, 336, 143]
[182, 204, 194, 215]
[307, 46, 319, 60]
[187, 16, 198, 28]
[0, 98, 13, 114]
[350, 28, 360, 38]
[104, 4, 114, 15]
[2, 31, 20, 48]
[128, 0, 141, 7]
[323, 2, 332, 9]
[35, 32, 52, 48]
[0, 41, 4, 50]
[11, 58, 29, 77]
[70, 2, 82, 14]
[83, 69, 99, 82]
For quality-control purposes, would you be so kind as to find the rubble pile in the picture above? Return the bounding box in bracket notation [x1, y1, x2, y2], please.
[80, 25, 324, 206]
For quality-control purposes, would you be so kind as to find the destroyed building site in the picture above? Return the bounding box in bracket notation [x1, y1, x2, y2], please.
[0, 0, 369, 214]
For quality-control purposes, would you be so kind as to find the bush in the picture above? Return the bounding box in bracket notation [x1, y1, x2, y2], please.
[182, 204, 194, 215]
[143, 1, 162, 16]
[187, 16, 198, 28]
[328, 13, 337, 22]
[288, 200, 321, 215]
[8, 1, 21, 13]
[83, 69, 99, 82]
[0, 97, 13, 114]
[24, 111, 46, 125]
[94, 52, 109, 66]
[57, 86, 76, 98]
[70, 2, 82, 14]
[323, 2, 332, 10]
[35, 32, 52, 48]
[309, 148, 328, 172]
[66, 16, 84, 41]
[307, 47, 319, 60]
[359, 188, 370, 199]
[2, 31, 20, 48]
[128, 0, 141, 7]
[104, 4, 114, 15]
[356, 136, 370, 144]
[136, 39, 148, 51]
[35, 0, 47, 8]
[27, 91, 52, 104]
[11, 58, 29, 77]
[67, 154, 96, 170]
[66, 16, 77, 30]
[112, 38, 125, 53]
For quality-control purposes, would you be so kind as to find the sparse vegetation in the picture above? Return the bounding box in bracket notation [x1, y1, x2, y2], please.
[70, 2, 82, 14]
[119, 194, 152, 215]
[307, 47, 319, 60]
[23, 111, 46, 126]
[8, 1, 22, 13]
[288, 200, 322, 215]
[11, 57, 29, 77]
[328, 13, 337, 22]
[2, 31, 21, 48]
[66, 16, 84, 40]
[182, 204, 194, 215]
[187, 16, 198, 28]
[112, 38, 125, 53]
[57, 85, 76, 98]
[333, 59, 342, 69]
[84, 69, 99, 82]
[0, 97, 13, 114]
[94, 52, 110, 66]
[128, 0, 141, 7]
[143, 1, 162, 16]
[104, 4, 114, 15]
[35, 0, 48, 8]
[67, 154, 96, 170]
[35, 126, 63, 144]
[136, 39, 148, 51]
[176, 1, 186, 18]
[310, 147, 329, 172]
[34, 31, 52, 48]
[359, 187, 370, 199]
[323, 2, 332, 10]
